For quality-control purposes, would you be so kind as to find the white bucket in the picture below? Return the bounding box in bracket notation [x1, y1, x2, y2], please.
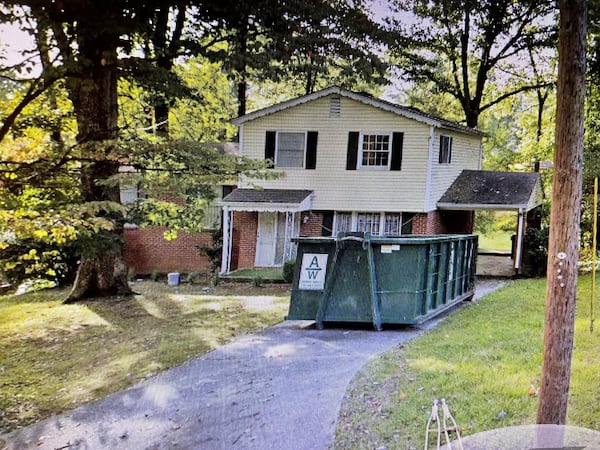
[167, 272, 180, 286]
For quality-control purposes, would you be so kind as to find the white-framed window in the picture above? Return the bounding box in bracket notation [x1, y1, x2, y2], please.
[335, 212, 353, 233]
[333, 212, 408, 236]
[439, 135, 453, 164]
[277, 132, 306, 168]
[357, 213, 381, 235]
[384, 213, 402, 235]
[359, 133, 392, 168]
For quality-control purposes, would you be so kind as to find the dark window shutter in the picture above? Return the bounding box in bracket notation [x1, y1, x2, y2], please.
[346, 132, 359, 170]
[391, 132, 404, 171]
[321, 211, 334, 236]
[306, 131, 318, 169]
[265, 131, 276, 167]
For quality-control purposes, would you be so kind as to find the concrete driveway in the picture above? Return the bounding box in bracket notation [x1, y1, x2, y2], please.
[2, 279, 508, 450]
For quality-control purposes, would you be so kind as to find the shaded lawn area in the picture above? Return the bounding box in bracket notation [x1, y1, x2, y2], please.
[0, 281, 290, 433]
[478, 230, 513, 253]
[335, 276, 600, 449]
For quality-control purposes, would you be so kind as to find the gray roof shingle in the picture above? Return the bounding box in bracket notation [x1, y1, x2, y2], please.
[223, 189, 313, 204]
[438, 170, 542, 208]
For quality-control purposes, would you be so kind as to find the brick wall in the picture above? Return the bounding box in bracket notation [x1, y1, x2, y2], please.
[232, 211, 258, 270]
[299, 212, 324, 237]
[123, 226, 213, 275]
[412, 210, 474, 235]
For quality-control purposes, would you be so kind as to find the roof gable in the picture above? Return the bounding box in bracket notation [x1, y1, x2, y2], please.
[233, 86, 484, 137]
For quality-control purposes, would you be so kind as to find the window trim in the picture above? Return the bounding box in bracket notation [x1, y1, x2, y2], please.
[275, 131, 307, 168]
[439, 134, 453, 164]
[358, 132, 393, 170]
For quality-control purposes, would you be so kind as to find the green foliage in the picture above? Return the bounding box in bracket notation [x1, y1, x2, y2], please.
[0, 134, 120, 284]
[200, 0, 387, 112]
[522, 204, 550, 277]
[170, 58, 237, 142]
[196, 228, 223, 276]
[282, 260, 295, 283]
[473, 211, 495, 234]
[386, 0, 556, 127]
[252, 275, 264, 288]
[494, 213, 517, 233]
[185, 272, 201, 284]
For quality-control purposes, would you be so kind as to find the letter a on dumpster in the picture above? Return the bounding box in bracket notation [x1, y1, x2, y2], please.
[299, 253, 328, 290]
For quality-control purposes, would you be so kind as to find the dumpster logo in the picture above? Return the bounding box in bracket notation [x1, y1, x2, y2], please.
[299, 253, 328, 290]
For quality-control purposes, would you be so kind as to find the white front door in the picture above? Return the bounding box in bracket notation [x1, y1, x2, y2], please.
[256, 212, 278, 266]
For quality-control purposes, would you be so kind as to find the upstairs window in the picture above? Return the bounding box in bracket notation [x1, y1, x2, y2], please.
[439, 135, 453, 164]
[346, 132, 403, 171]
[277, 132, 306, 167]
[360, 134, 391, 168]
[265, 131, 318, 169]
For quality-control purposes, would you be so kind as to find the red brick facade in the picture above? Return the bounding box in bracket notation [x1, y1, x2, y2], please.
[299, 212, 324, 236]
[230, 211, 325, 271]
[123, 227, 213, 275]
[231, 210, 475, 271]
[231, 211, 259, 270]
[412, 210, 474, 235]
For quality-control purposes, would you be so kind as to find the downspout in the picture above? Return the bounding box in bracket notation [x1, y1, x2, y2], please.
[424, 125, 435, 211]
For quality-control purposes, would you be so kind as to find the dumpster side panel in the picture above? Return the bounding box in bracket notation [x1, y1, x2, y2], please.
[374, 245, 427, 323]
[320, 241, 373, 322]
[288, 241, 336, 320]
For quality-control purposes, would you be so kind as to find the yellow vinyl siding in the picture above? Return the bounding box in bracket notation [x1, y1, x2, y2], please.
[426, 131, 481, 211]
[239, 95, 481, 213]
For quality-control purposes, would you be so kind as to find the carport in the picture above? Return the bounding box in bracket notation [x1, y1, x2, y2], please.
[437, 170, 544, 275]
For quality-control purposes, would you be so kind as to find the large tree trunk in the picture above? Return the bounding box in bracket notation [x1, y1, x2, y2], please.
[65, 13, 133, 302]
[537, 0, 587, 424]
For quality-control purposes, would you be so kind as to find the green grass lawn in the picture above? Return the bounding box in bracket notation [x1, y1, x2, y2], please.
[0, 281, 289, 433]
[477, 230, 513, 253]
[334, 276, 600, 449]
[224, 267, 284, 281]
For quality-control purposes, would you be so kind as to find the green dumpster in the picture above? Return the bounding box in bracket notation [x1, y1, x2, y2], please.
[287, 232, 478, 330]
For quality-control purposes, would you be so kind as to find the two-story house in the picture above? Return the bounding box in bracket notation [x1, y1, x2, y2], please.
[220, 86, 542, 275]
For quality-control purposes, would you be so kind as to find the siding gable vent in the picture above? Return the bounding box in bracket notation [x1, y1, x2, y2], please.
[329, 96, 341, 117]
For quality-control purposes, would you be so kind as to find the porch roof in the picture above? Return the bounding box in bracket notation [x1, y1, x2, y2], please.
[437, 170, 543, 211]
[221, 188, 313, 212]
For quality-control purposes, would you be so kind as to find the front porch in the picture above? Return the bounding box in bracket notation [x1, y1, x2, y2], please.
[219, 189, 314, 275]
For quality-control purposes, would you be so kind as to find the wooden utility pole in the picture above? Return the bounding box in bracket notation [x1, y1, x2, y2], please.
[537, 0, 587, 424]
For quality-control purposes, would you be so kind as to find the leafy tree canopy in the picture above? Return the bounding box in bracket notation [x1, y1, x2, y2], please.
[384, 0, 557, 127]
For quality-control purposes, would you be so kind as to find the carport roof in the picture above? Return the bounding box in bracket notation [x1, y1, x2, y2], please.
[437, 170, 543, 211]
[221, 188, 313, 212]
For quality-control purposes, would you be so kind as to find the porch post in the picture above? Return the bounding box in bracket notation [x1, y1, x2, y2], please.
[284, 211, 296, 263]
[514, 208, 525, 271]
[220, 206, 231, 274]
